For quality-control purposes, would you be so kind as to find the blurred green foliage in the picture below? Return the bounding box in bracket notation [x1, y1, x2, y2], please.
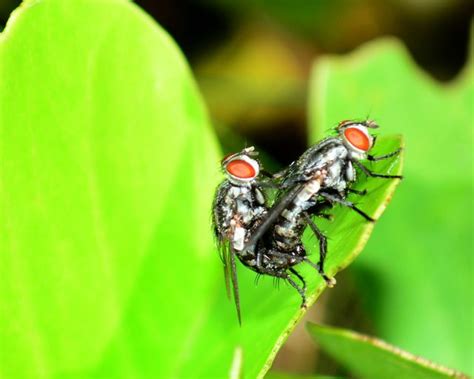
[310, 38, 473, 375]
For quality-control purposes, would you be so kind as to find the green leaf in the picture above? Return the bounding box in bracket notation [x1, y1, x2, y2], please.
[0, 0, 220, 378]
[0, 2, 404, 378]
[307, 323, 469, 379]
[309, 39, 473, 374]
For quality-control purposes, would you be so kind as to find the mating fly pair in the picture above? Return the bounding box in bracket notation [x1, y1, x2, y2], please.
[212, 120, 402, 323]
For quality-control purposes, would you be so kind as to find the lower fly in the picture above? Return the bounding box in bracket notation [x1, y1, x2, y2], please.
[212, 146, 273, 324]
[212, 147, 317, 321]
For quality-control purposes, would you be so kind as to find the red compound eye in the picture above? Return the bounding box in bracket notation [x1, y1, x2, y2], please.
[226, 159, 256, 179]
[344, 127, 371, 151]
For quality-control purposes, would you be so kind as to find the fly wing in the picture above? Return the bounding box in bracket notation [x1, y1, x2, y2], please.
[220, 240, 231, 299]
[229, 247, 241, 325]
[221, 241, 241, 325]
[212, 181, 242, 324]
[212, 182, 229, 266]
[244, 183, 303, 252]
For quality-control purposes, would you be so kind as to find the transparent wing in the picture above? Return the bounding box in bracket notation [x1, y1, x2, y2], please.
[219, 240, 232, 300]
[244, 183, 303, 252]
[222, 242, 241, 325]
[212, 183, 242, 324]
[215, 235, 242, 324]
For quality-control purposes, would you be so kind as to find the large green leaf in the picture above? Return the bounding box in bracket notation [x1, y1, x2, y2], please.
[309, 38, 473, 374]
[0, 1, 404, 378]
[0, 0, 220, 378]
[307, 323, 469, 379]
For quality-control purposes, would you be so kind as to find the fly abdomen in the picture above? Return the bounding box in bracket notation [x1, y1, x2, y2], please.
[271, 178, 323, 252]
[273, 203, 302, 248]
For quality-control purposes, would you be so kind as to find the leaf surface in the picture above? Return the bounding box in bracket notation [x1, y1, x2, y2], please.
[0, 1, 220, 378]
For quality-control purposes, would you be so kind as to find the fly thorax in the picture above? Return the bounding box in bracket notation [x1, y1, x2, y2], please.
[228, 185, 250, 198]
[253, 203, 266, 215]
[336, 180, 348, 192]
[323, 161, 347, 191]
[327, 161, 342, 183]
[236, 200, 253, 224]
[218, 204, 234, 230]
[327, 144, 348, 161]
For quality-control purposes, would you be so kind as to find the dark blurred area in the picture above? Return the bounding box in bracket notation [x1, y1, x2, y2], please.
[132, 0, 472, 167]
[1, 0, 471, 376]
[1, 0, 471, 166]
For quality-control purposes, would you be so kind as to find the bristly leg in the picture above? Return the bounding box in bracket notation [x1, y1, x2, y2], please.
[347, 188, 367, 196]
[353, 159, 403, 179]
[283, 273, 307, 308]
[289, 267, 307, 293]
[301, 212, 332, 283]
[303, 257, 336, 288]
[307, 200, 334, 220]
[316, 212, 334, 220]
[367, 147, 402, 162]
[320, 191, 375, 222]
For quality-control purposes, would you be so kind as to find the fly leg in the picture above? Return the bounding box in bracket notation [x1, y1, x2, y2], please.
[282, 272, 307, 308]
[289, 267, 307, 294]
[301, 212, 336, 287]
[300, 212, 336, 287]
[319, 191, 375, 222]
[257, 180, 280, 189]
[307, 199, 334, 221]
[303, 257, 337, 288]
[347, 188, 367, 196]
[257, 264, 307, 308]
[317, 212, 334, 221]
[261, 168, 288, 180]
[367, 148, 402, 162]
[353, 159, 403, 179]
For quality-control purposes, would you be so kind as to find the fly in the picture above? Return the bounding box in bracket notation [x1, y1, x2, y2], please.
[214, 121, 402, 321]
[212, 147, 271, 324]
[244, 119, 402, 306]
